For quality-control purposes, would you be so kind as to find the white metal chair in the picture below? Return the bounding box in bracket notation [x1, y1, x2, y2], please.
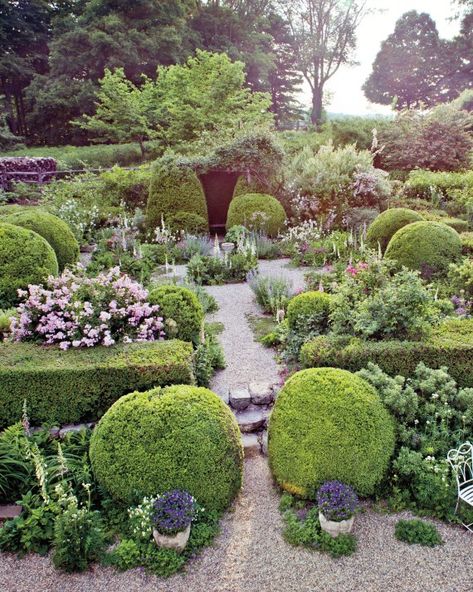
[447, 441, 473, 531]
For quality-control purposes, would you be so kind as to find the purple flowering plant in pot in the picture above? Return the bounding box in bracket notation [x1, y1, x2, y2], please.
[317, 481, 359, 538]
[152, 490, 196, 552]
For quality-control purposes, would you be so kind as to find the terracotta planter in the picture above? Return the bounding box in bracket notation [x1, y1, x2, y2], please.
[319, 511, 354, 538]
[153, 524, 191, 552]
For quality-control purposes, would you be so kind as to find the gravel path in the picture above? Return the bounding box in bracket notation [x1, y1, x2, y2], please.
[2, 456, 472, 592]
[207, 258, 306, 395]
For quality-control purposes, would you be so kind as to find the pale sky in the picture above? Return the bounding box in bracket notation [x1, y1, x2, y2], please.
[300, 0, 461, 115]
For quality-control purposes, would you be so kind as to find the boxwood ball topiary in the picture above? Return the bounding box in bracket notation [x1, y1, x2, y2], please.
[226, 193, 286, 237]
[0, 223, 58, 308]
[287, 291, 333, 334]
[3, 210, 79, 271]
[168, 211, 208, 235]
[89, 385, 243, 511]
[148, 285, 204, 344]
[146, 155, 208, 232]
[268, 367, 395, 497]
[385, 221, 462, 278]
[366, 208, 424, 253]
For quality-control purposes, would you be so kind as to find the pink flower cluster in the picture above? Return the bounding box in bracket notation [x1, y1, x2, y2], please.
[345, 262, 369, 277]
[11, 267, 165, 349]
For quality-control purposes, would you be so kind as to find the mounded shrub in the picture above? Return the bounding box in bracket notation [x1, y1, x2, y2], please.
[300, 319, 473, 388]
[3, 210, 79, 271]
[0, 223, 58, 308]
[0, 340, 194, 427]
[268, 367, 395, 497]
[366, 208, 424, 253]
[287, 291, 332, 334]
[90, 385, 243, 510]
[425, 216, 469, 234]
[168, 211, 208, 235]
[385, 221, 462, 278]
[146, 155, 207, 232]
[226, 193, 286, 237]
[148, 285, 204, 344]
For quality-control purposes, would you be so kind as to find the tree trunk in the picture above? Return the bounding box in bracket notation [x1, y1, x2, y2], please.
[310, 87, 324, 129]
[138, 138, 145, 160]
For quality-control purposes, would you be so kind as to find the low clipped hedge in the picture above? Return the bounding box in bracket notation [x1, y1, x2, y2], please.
[226, 192, 286, 237]
[90, 385, 243, 510]
[366, 208, 424, 253]
[0, 340, 194, 427]
[461, 232, 473, 256]
[146, 155, 208, 232]
[385, 221, 462, 277]
[300, 319, 473, 388]
[0, 223, 58, 308]
[168, 211, 208, 234]
[3, 210, 79, 271]
[268, 368, 395, 497]
[148, 285, 204, 345]
[287, 291, 332, 334]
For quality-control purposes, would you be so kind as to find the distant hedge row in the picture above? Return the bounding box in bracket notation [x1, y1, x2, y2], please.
[300, 319, 473, 388]
[0, 340, 194, 427]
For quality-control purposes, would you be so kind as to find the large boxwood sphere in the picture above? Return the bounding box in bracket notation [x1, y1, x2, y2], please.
[3, 210, 79, 271]
[287, 291, 332, 335]
[148, 285, 204, 344]
[146, 155, 208, 232]
[0, 223, 58, 307]
[366, 208, 424, 253]
[226, 193, 286, 237]
[268, 367, 395, 497]
[90, 385, 243, 511]
[385, 221, 462, 278]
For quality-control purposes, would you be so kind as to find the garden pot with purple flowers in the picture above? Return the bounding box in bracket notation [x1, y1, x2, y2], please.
[152, 490, 195, 552]
[317, 481, 359, 538]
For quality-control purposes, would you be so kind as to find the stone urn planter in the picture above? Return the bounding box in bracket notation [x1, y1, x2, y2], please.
[221, 242, 235, 254]
[318, 511, 355, 538]
[153, 524, 191, 552]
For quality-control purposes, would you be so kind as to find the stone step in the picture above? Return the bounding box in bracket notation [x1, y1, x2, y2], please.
[229, 386, 251, 411]
[249, 381, 275, 405]
[0, 505, 22, 523]
[237, 408, 266, 433]
[241, 433, 261, 458]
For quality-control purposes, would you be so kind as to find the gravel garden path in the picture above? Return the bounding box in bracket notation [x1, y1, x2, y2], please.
[2, 258, 472, 592]
[2, 455, 472, 592]
[207, 258, 306, 397]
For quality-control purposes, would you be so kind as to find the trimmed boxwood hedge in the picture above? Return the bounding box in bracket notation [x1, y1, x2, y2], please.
[148, 285, 204, 345]
[366, 208, 424, 253]
[0, 223, 58, 308]
[226, 192, 286, 237]
[385, 221, 462, 278]
[90, 385, 243, 510]
[300, 319, 473, 388]
[3, 210, 79, 271]
[0, 340, 194, 427]
[268, 367, 395, 497]
[146, 155, 208, 232]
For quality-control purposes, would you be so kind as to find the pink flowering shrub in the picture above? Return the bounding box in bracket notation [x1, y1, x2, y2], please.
[11, 267, 165, 349]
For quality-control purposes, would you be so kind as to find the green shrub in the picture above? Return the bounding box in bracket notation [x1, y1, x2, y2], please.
[148, 285, 204, 345]
[461, 232, 473, 256]
[3, 210, 79, 271]
[0, 223, 58, 307]
[268, 367, 395, 497]
[385, 221, 462, 278]
[187, 252, 258, 285]
[300, 319, 473, 388]
[286, 291, 332, 336]
[226, 193, 286, 237]
[366, 208, 424, 253]
[99, 165, 151, 210]
[90, 385, 243, 510]
[394, 519, 442, 547]
[0, 340, 194, 427]
[448, 258, 473, 298]
[404, 169, 473, 201]
[146, 155, 207, 232]
[168, 211, 208, 235]
[425, 215, 469, 234]
[233, 175, 269, 198]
